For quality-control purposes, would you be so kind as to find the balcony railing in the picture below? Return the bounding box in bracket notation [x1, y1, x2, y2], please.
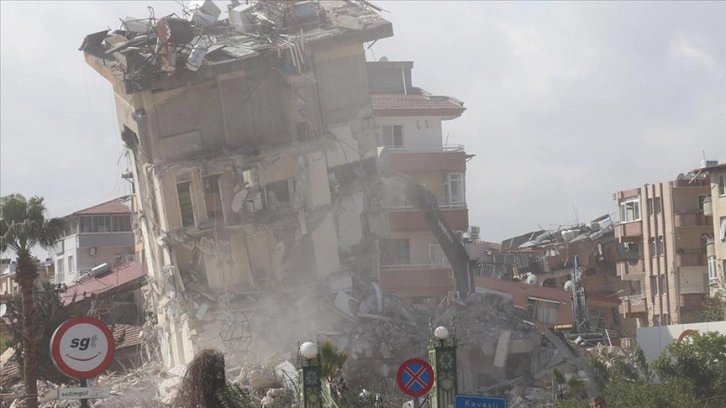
[615, 221, 643, 239]
[619, 294, 647, 315]
[380, 262, 450, 271]
[674, 211, 710, 228]
[677, 252, 707, 267]
[616, 258, 645, 278]
[384, 201, 467, 210]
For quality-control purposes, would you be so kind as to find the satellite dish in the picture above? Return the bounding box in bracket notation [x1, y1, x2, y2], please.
[0, 304, 7, 317]
[564, 280, 574, 291]
[525, 274, 538, 285]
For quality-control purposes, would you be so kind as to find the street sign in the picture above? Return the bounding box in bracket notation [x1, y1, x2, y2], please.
[59, 386, 111, 400]
[396, 358, 434, 398]
[455, 394, 507, 408]
[50, 316, 115, 379]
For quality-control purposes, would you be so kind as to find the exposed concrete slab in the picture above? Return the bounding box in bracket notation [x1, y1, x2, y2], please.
[493, 330, 511, 368]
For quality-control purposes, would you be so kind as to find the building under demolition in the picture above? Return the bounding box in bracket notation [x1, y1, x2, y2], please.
[81, 0, 396, 368]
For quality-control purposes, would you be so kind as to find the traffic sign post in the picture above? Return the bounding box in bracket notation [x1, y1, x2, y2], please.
[397, 358, 435, 408]
[455, 394, 507, 408]
[50, 316, 115, 408]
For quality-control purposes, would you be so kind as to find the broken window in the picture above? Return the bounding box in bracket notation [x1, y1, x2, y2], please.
[444, 173, 465, 204]
[619, 197, 641, 222]
[265, 178, 295, 207]
[527, 298, 558, 324]
[203, 174, 223, 222]
[379, 238, 410, 265]
[379, 125, 403, 147]
[177, 181, 195, 227]
[241, 168, 263, 212]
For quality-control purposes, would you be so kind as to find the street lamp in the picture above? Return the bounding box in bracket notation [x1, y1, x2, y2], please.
[297, 341, 322, 408]
[428, 320, 458, 408]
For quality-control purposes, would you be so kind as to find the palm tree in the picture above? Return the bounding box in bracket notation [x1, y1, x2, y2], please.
[0, 194, 67, 408]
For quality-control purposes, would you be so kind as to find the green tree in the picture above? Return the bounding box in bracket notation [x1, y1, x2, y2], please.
[1, 281, 82, 385]
[700, 289, 726, 322]
[0, 194, 67, 408]
[653, 331, 726, 407]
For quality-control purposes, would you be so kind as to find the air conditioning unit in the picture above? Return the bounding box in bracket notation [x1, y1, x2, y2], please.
[624, 242, 634, 251]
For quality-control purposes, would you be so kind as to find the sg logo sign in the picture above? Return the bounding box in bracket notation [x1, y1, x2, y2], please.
[51, 317, 115, 379]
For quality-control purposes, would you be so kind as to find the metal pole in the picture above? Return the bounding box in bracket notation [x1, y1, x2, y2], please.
[413, 396, 420, 408]
[79, 378, 89, 408]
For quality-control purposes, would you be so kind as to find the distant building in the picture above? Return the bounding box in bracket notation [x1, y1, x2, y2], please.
[614, 171, 712, 327]
[692, 161, 726, 295]
[49, 197, 135, 286]
[369, 59, 470, 301]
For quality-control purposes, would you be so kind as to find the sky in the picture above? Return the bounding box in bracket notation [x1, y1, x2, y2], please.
[1, 1, 725, 245]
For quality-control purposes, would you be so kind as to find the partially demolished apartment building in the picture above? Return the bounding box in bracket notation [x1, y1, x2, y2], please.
[81, 0, 395, 368]
[469, 216, 627, 335]
[367, 59, 471, 301]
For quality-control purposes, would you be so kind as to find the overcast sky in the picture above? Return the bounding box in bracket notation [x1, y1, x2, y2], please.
[1, 1, 724, 246]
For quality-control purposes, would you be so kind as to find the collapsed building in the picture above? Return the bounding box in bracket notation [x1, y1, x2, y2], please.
[81, 0, 395, 369]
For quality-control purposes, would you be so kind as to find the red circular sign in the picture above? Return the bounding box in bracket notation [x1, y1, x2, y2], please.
[50, 316, 115, 379]
[396, 358, 434, 398]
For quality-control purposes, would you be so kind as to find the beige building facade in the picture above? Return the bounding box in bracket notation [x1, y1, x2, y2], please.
[614, 175, 711, 327]
[695, 163, 726, 295]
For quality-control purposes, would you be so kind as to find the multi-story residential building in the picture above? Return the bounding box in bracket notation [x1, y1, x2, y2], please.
[368, 59, 469, 301]
[50, 197, 135, 286]
[0, 258, 54, 301]
[82, 1, 394, 368]
[694, 161, 726, 293]
[614, 173, 712, 327]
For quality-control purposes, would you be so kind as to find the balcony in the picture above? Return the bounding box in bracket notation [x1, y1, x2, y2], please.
[674, 211, 710, 228]
[387, 146, 467, 173]
[671, 178, 709, 188]
[77, 232, 134, 248]
[387, 205, 469, 232]
[615, 221, 643, 239]
[679, 293, 706, 309]
[619, 294, 647, 316]
[379, 265, 452, 297]
[616, 258, 646, 279]
[677, 251, 707, 267]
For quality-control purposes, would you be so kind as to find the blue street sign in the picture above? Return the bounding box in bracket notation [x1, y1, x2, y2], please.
[455, 394, 507, 408]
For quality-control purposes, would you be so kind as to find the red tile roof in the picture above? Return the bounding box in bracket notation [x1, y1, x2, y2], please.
[372, 94, 466, 117]
[62, 261, 146, 305]
[112, 324, 143, 349]
[72, 197, 131, 216]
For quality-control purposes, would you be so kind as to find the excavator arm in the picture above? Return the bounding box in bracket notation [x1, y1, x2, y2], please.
[394, 177, 474, 298]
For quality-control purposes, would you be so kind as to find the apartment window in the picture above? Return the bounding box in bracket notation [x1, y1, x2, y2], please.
[380, 125, 403, 147]
[527, 298, 559, 324]
[444, 173, 466, 204]
[67, 255, 74, 274]
[657, 236, 664, 257]
[428, 244, 450, 267]
[80, 215, 131, 233]
[719, 175, 726, 196]
[379, 239, 410, 265]
[648, 197, 662, 215]
[203, 175, 223, 222]
[720, 217, 726, 242]
[650, 275, 657, 297]
[649, 238, 656, 258]
[177, 181, 195, 227]
[698, 194, 708, 212]
[652, 314, 661, 326]
[266, 178, 295, 207]
[708, 256, 718, 283]
[619, 197, 641, 222]
[659, 274, 666, 295]
[56, 258, 65, 284]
